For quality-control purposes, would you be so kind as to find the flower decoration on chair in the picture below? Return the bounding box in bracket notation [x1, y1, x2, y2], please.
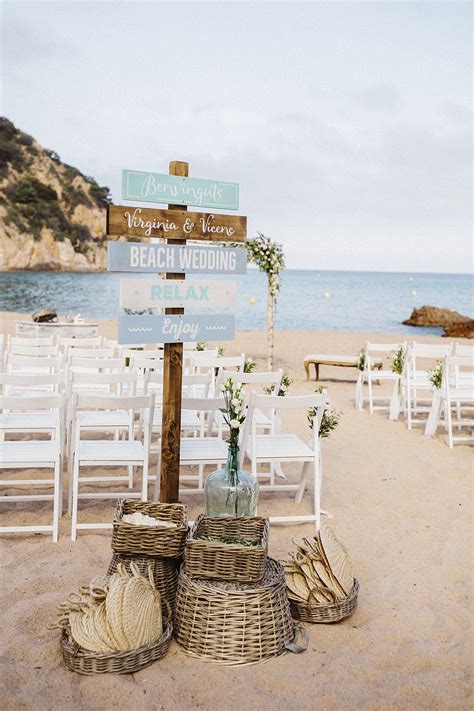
[308, 388, 342, 438]
[428, 360, 443, 389]
[263, 371, 293, 397]
[243, 357, 256, 373]
[391, 345, 405, 375]
[356, 349, 365, 371]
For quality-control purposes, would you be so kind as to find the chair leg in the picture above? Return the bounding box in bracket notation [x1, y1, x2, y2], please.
[314, 457, 321, 532]
[153, 454, 161, 501]
[368, 376, 374, 414]
[52, 460, 61, 543]
[295, 461, 310, 504]
[406, 384, 412, 429]
[446, 400, 453, 448]
[142, 460, 148, 501]
[71, 456, 80, 541]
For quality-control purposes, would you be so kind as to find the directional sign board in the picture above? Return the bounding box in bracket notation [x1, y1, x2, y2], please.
[107, 242, 247, 274]
[122, 170, 239, 210]
[107, 205, 246, 243]
[120, 279, 236, 309]
[118, 313, 236, 345]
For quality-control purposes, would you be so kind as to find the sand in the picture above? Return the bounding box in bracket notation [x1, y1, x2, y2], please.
[0, 311, 472, 711]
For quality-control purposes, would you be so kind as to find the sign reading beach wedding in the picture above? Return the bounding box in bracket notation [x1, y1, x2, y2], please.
[107, 242, 247, 274]
[122, 169, 239, 210]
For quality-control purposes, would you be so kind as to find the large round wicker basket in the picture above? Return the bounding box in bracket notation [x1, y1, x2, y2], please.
[61, 601, 173, 675]
[290, 579, 359, 623]
[108, 553, 180, 607]
[174, 558, 299, 665]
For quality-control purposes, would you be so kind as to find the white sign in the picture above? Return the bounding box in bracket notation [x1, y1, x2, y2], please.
[107, 242, 247, 274]
[119, 279, 236, 309]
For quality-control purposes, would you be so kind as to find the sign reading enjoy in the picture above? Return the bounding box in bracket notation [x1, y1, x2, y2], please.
[120, 279, 236, 309]
[122, 170, 239, 210]
[118, 313, 236, 345]
[107, 205, 246, 243]
[107, 242, 247, 274]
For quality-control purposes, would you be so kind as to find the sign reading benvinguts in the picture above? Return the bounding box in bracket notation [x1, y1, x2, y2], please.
[120, 278, 236, 309]
[107, 205, 246, 243]
[107, 242, 247, 274]
[122, 170, 239, 210]
[118, 313, 236, 345]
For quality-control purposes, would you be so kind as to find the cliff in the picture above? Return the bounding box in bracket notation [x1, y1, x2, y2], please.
[0, 117, 110, 271]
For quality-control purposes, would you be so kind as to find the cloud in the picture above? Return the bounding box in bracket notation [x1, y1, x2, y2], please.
[0, 13, 75, 67]
[350, 84, 402, 113]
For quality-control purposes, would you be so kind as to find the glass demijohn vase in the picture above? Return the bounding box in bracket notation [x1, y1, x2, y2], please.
[205, 443, 258, 518]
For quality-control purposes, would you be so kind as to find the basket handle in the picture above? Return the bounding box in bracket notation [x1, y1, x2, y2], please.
[284, 624, 309, 654]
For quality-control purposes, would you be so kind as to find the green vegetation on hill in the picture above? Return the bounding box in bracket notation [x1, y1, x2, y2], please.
[0, 117, 111, 257]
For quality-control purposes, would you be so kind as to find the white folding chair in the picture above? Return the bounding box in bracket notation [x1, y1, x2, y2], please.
[153, 396, 228, 498]
[0, 395, 63, 542]
[7, 335, 56, 349]
[357, 342, 406, 414]
[241, 391, 327, 530]
[401, 343, 453, 429]
[427, 355, 474, 447]
[0, 372, 63, 398]
[70, 393, 155, 540]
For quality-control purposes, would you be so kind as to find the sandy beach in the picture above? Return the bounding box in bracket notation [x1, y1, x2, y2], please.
[0, 311, 472, 711]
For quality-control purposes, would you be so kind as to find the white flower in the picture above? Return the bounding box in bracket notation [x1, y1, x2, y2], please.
[247, 357, 253, 363]
[229, 419, 241, 429]
[231, 398, 241, 408]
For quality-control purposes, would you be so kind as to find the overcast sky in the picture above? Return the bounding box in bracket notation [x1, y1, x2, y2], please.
[1, 0, 472, 272]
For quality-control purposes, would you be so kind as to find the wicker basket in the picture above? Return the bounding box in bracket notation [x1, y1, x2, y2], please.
[108, 553, 180, 607]
[112, 499, 188, 558]
[61, 602, 173, 675]
[185, 515, 269, 584]
[174, 558, 299, 665]
[290, 579, 359, 623]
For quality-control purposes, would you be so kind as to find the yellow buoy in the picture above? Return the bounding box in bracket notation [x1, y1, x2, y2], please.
[324, 292, 331, 299]
[411, 290, 417, 296]
[250, 297, 256, 305]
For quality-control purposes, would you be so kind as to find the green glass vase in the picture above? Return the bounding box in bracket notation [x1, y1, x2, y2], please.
[205, 443, 258, 517]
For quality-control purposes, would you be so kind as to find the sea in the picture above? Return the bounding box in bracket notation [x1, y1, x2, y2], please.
[0, 270, 472, 336]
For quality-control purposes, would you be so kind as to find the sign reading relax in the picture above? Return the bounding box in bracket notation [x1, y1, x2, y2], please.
[120, 278, 236, 309]
[107, 205, 246, 242]
[122, 169, 239, 210]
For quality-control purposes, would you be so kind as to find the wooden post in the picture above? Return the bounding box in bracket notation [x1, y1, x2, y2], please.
[159, 160, 188, 502]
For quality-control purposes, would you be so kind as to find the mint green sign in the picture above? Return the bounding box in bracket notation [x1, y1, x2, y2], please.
[122, 170, 239, 210]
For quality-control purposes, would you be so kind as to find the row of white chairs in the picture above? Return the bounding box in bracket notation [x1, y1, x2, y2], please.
[356, 341, 474, 447]
[0, 383, 327, 541]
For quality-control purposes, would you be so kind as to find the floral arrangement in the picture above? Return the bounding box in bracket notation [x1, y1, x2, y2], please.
[391, 345, 405, 375]
[245, 232, 285, 301]
[243, 357, 256, 373]
[356, 348, 365, 371]
[218, 346, 225, 357]
[264, 371, 293, 396]
[219, 377, 246, 451]
[196, 342, 208, 351]
[428, 360, 443, 389]
[307, 388, 341, 438]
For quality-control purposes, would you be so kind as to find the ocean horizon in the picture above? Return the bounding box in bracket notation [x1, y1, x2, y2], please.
[0, 269, 472, 335]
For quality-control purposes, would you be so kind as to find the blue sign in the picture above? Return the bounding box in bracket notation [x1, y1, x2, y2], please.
[118, 313, 236, 345]
[122, 170, 239, 210]
[107, 242, 247, 274]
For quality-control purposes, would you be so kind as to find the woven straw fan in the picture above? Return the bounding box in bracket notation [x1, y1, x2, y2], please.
[319, 524, 354, 596]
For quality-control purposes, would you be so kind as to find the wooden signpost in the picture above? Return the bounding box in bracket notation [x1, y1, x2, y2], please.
[107, 161, 246, 504]
[122, 169, 239, 210]
[107, 205, 246, 242]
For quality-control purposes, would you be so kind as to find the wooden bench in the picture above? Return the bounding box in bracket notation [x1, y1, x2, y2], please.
[304, 354, 383, 381]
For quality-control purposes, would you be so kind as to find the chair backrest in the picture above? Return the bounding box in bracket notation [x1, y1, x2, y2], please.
[442, 355, 474, 392]
[192, 354, 245, 376]
[182, 373, 213, 397]
[67, 370, 138, 396]
[8, 344, 59, 357]
[0, 394, 63, 439]
[365, 342, 405, 369]
[6, 353, 62, 373]
[454, 343, 474, 357]
[181, 396, 226, 435]
[59, 336, 103, 349]
[66, 347, 115, 360]
[129, 354, 164, 372]
[8, 335, 56, 348]
[216, 369, 283, 393]
[68, 356, 125, 373]
[0, 372, 64, 395]
[406, 343, 453, 375]
[242, 391, 328, 451]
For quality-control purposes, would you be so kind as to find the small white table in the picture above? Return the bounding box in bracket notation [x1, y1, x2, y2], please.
[16, 321, 99, 337]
